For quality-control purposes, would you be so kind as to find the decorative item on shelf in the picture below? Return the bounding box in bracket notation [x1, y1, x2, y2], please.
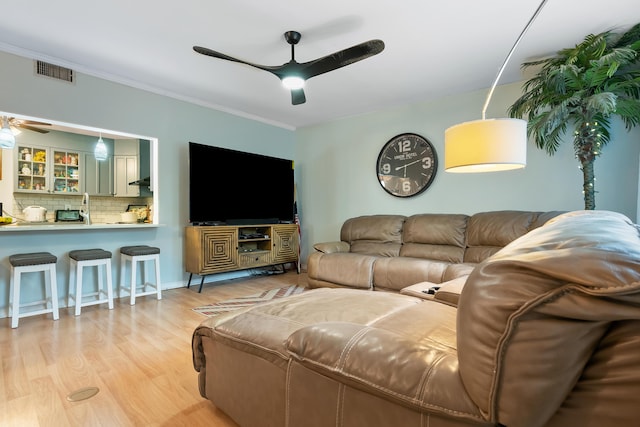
[444, 0, 548, 173]
[21, 164, 31, 175]
[94, 133, 108, 161]
[33, 150, 45, 162]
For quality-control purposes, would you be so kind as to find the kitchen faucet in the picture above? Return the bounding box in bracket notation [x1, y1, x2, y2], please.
[80, 192, 91, 225]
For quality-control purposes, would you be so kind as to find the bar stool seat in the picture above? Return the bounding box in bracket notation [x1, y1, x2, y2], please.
[9, 252, 59, 328]
[119, 245, 161, 305]
[68, 248, 114, 316]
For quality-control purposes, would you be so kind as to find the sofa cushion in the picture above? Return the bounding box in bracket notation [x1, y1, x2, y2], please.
[372, 257, 450, 292]
[340, 215, 406, 256]
[399, 214, 469, 263]
[286, 300, 487, 423]
[194, 288, 422, 370]
[457, 210, 640, 427]
[307, 252, 377, 289]
[464, 210, 546, 263]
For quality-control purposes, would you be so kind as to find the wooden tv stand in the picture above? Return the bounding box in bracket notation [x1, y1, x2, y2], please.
[184, 223, 299, 292]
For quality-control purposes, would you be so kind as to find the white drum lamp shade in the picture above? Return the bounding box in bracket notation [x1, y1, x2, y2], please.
[444, 0, 547, 174]
[445, 118, 527, 172]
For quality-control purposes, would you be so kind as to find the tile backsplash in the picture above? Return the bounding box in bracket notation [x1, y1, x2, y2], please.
[9, 193, 153, 224]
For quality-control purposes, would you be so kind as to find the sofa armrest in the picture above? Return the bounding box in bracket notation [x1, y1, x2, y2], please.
[401, 275, 469, 306]
[313, 241, 350, 253]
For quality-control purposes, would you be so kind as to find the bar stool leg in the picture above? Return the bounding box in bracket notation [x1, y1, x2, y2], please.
[130, 257, 137, 306]
[48, 264, 59, 321]
[11, 266, 21, 329]
[75, 260, 83, 316]
[154, 255, 162, 300]
[105, 259, 114, 309]
[68, 259, 76, 308]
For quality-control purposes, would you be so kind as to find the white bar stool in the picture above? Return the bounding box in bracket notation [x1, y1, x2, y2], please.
[68, 249, 114, 316]
[119, 245, 161, 305]
[9, 252, 59, 328]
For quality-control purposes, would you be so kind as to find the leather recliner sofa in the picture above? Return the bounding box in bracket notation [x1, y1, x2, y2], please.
[307, 210, 562, 299]
[192, 210, 640, 427]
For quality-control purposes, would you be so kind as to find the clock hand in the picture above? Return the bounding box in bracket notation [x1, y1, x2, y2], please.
[394, 158, 422, 171]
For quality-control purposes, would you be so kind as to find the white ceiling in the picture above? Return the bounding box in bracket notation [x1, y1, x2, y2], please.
[1, 0, 639, 130]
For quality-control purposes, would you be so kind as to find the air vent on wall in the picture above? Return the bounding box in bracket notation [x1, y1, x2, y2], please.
[34, 60, 74, 83]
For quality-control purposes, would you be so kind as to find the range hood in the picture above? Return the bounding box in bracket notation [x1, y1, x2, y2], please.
[129, 176, 151, 186]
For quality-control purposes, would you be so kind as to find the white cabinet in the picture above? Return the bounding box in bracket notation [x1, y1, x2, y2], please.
[84, 153, 113, 196]
[114, 155, 139, 197]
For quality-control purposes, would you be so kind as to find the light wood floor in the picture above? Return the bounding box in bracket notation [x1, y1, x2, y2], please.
[1, 270, 308, 427]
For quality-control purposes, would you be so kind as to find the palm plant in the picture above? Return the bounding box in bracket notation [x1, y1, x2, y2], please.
[509, 23, 640, 210]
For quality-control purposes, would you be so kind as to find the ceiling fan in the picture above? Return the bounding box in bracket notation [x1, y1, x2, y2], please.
[193, 30, 385, 105]
[2, 116, 51, 134]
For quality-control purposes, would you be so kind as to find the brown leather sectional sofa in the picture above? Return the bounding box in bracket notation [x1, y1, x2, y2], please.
[307, 211, 562, 300]
[192, 210, 640, 427]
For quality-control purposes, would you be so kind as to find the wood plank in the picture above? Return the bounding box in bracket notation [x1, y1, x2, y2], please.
[0, 270, 307, 426]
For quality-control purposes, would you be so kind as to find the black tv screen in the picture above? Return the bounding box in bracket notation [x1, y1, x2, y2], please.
[188, 142, 295, 225]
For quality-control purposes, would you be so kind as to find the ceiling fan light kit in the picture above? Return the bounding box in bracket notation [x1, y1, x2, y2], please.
[444, 0, 548, 173]
[0, 117, 16, 149]
[282, 76, 305, 90]
[194, 30, 384, 105]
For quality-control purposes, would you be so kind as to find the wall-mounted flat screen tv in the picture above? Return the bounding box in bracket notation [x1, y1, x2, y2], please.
[188, 142, 295, 225]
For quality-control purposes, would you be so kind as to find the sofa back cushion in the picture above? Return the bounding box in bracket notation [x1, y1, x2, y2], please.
[399, 214, 469, 262]
[463, 210, 560, 263]
[341, 215, 406, 256]
[457, 210, 640, 427]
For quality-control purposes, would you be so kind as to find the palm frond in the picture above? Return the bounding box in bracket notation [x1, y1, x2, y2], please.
[614, 98, 640, 128]
[585, 92, 617, 115]
[614, 23, 640, 48]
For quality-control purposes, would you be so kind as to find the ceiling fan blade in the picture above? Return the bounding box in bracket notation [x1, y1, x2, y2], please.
[19, 124, 50, 133]
[193, 46, 284, 74]
[19, 119, 51, 126]
[291, 88, 306, 105]
[299, 39, 385, 80]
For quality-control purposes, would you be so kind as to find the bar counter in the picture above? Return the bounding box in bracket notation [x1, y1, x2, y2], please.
[0, 222, 161, 232]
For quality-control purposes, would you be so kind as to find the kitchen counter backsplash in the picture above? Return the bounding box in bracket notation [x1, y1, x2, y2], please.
[11, 194, 153, 224]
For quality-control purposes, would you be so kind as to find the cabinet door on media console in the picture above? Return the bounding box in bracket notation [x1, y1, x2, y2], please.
[185, 226, 239, 274]
[272, 224, 299, 264]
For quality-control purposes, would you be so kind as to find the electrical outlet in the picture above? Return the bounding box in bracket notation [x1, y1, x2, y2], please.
[65, 204, 71, 210]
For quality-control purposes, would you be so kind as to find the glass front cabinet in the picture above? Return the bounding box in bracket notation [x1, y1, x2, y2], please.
[52, 150, 81, 193]
[15, 145, 82, 194]
[16, 145, 49, 192]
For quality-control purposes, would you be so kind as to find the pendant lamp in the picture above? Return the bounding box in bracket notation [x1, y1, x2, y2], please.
[445, 0, 548, 173]
[0, 116, 16, 149]
[94, 134, 108, 161]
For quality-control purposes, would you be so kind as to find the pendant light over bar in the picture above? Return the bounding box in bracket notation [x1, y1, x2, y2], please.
[94, 133, 108, 161]
[445, 0, 548, 173]
[0, 116, 16, 149]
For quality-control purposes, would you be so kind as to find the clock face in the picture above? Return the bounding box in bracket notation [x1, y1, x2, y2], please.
[376, 133, 438, 197]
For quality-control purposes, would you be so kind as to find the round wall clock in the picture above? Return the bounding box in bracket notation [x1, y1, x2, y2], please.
[376, 133, 438, 198]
